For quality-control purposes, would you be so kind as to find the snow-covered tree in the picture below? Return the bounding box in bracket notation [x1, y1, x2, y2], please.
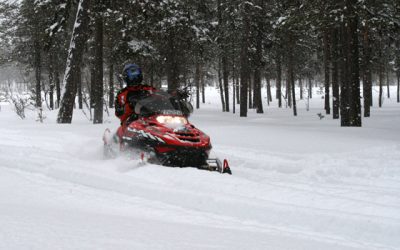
[57, 0, 91, 123]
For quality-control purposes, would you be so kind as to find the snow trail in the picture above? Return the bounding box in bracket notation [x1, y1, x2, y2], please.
[1, 89, 400, 249]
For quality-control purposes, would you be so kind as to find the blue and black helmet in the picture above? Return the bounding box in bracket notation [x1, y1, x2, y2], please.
[123, 64, 143, 86]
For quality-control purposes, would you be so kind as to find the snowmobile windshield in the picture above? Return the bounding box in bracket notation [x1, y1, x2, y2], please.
[134, 92, 184, 117]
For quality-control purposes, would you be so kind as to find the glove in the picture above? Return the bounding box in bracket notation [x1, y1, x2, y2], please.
[175, 88, 190, 100]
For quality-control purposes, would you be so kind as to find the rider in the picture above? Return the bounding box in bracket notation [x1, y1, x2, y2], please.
[115, 63, 193, 139]
[115, 64, 156, 138]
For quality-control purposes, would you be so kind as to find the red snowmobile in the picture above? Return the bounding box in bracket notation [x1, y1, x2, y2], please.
[103, 91, 232, 174]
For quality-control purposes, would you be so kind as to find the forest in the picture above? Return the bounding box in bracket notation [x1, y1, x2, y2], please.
[0, 0, 399, 127]
[1, 2, 400, 248]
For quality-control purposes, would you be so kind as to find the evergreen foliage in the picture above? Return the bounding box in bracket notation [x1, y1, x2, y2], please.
[0, 0, 398, 126]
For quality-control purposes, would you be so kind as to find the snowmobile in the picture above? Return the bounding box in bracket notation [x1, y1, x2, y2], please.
[103, 91, 232, 174]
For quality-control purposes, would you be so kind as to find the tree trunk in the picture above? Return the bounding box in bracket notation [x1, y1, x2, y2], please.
[49, 75, 54, 110]
[55, 69, 61, 108]
[218, 0, 229, 112]
[218, 59, 226, 112]
[149, 64, 156, 87]
[348, 10, 361, 126]
[332, 27, 340, 119]
[90, 66, 95, 108]
[222, 56, 229, 112]
[362, 24, 372, 117]
[248, 75, 253, 109]
[370, 79, 373, 107]
[232, 59, 236, 114]
[299, 78, 303, 100]
[323, 29, 331, 115]
[341, 0, 361, 127]
[167, 32, 179, 91]
[386, 67, 390, 98]
[253, 0, 263, 114]
[340, 22, 350, 126]
[397, 72, 399, 103]
[77, 67, 83, 109]
[266, 77, 272, 105]
[233, 73, 236, 114]
[109, 63, 114, 108]
[308, 78, 312, 99]
[286, 77, 292, 108]
[57, 0, 91, 123]
[201, 69, 205, 104]
[239, 2, 250, 117]
[379, 60, 384, 108]
[276, 55, 282, 107]
[34, 40, 42, 108]
[93, 9, 104, 124]
[386, 37, 391, 99]
[291, 72, 297, 116]
[236, 80, 240, 104]
[195, 59, 200, 109]
[287, 33, 296, 116]
[253, 28, 263, 114]
[378, 32, 384, 108]
[253, 71, 263, 113]
[48, 56, 54, 110]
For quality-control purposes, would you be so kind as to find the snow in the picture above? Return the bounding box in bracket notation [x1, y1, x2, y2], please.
[127, 39, 157, 57]
[0, 86, 400, 249]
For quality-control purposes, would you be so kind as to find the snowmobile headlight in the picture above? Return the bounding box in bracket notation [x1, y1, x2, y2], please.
[156, 116, 188, 126]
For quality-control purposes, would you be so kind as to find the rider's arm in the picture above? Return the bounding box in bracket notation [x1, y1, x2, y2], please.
[115, 91, 125, 117]
[169, 88, 193, 117]
[126, 87, 154, 108]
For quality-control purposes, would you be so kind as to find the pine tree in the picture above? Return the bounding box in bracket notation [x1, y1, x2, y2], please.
[57, 0, 91, 123]
[239, 2, 251, 117]
[92, 1, 105, 124]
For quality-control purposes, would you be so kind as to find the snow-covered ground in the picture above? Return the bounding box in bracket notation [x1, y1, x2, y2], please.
[0, 87, 399, 250]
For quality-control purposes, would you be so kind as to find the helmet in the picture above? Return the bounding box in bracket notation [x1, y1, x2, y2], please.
[123, 64, 143, 86]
